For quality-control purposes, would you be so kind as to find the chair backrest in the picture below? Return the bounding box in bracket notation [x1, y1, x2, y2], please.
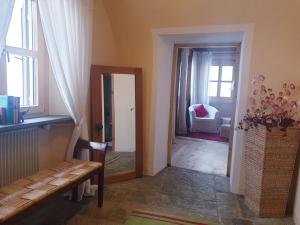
[203, 104, 218, 115]
[73, 139, 107, 165]
[189, 104, 218, 114]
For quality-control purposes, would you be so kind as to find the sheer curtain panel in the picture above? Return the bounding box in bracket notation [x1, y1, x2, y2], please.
[175, 48, 192, 134]
[38, 0, 94, 199]
[190, 51, 212, 105]
[0, 0, 15, 54]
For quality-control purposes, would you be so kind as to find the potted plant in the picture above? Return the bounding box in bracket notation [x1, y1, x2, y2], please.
[238, 75, 300, 217]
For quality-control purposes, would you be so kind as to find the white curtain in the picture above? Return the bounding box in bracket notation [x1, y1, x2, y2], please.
[176, 48, 191, 134]
[38, 0, 95, 199]
[190, 51, 212, 105]
[0, 0, 15, 54]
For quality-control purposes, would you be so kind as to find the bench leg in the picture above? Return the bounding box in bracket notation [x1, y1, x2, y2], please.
[72, 186, 78, 202]
[98, 171, 104, 208]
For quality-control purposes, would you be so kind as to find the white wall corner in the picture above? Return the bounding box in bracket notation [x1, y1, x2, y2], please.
[151, 32, 174, 175]
[230, 24, 255, 195]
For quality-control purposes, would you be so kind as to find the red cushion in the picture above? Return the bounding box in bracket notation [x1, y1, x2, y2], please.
[194, 104, 208, 117]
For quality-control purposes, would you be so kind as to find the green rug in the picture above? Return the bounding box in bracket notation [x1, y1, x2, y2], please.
[124, 211, 218, 225]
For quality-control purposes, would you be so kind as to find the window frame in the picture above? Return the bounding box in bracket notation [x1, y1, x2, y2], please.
[209, 63, 234, 99]
[0, 0, 47, 115]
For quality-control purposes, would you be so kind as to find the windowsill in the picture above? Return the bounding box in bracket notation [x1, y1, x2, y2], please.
[0, 115, 74, 133]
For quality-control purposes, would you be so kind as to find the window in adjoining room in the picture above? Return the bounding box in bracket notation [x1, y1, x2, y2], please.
[209, 65, 234, 98]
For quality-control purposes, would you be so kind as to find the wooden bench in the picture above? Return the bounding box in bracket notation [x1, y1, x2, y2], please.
[0, 139, 106, 225]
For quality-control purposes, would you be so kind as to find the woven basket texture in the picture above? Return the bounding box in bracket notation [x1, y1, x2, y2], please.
[245, 125, 299, 217]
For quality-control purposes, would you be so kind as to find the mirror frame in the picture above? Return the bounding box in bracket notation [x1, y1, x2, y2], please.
[90, 65, 143, 183]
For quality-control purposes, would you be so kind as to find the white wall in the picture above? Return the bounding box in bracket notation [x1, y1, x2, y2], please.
[209, 98, 233, 118]
[113, 74, 136, 152]
[151, 35, 174, 175]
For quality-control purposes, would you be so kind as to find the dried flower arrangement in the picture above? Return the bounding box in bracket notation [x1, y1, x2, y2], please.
[238, 75, 300, 132]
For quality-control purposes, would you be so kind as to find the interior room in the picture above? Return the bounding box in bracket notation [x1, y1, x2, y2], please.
[171, 44, 240, 176]
[1, 1, 300, 225]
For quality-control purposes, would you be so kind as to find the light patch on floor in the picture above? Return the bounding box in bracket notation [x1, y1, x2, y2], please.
[105, 150, 135, 176]
[172, 136, 228, 176]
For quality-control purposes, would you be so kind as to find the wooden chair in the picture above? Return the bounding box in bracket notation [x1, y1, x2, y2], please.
[73, 139, 107, 207]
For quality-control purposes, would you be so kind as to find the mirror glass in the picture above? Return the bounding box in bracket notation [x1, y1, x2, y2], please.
[101, 73, 136, 176]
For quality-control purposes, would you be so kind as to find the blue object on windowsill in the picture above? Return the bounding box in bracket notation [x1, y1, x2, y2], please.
[0, 95, 21, 125]
[19, 109, 29, 122]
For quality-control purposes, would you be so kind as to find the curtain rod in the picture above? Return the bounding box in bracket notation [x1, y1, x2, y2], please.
[175, 43, 241, 49]
[192, 48, 240, 54]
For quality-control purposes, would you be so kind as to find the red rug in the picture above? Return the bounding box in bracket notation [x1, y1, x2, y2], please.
[180, 132, 228, 143]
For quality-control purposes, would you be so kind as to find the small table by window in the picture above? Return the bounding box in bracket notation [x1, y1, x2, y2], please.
[219, 117, 231, 138]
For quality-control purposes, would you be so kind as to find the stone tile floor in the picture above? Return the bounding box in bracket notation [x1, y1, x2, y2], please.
[172, 137, 228, 176]
[20, 167, 294, 225]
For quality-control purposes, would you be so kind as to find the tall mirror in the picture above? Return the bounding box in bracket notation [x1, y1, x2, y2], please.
[90, 66, 143, 183]
[102, 73, 136, 175]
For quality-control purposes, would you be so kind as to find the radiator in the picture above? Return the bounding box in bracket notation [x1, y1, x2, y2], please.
[0, 127, 39, 187]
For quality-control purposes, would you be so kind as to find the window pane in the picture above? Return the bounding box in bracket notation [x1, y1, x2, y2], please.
[7, 54, 23, 103]
[209, 82, 218, 97]
[209, 66, 219, 81]
[221, 66, 233, 81]
[7, 54, 37, 107]
[6, 0, 36, 50]
[220, 82, 232, 97]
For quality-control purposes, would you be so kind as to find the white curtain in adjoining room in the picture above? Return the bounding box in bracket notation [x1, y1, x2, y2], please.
[176, 48, 191, 134]
[190, 51, 212, 106]
[38, 0, 94, 199]
[0, 0, 15, 55]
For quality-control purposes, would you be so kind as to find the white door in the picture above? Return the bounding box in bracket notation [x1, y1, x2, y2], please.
[113, 74, 136, 152]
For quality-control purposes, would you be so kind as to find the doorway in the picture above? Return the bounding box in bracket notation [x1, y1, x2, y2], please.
[151, 25, 254, 193]
[170, 44, 241, 176]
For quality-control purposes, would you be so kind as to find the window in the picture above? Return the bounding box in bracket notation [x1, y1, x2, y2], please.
[209, 65, 234, 98]
[0, 0, 46, 113]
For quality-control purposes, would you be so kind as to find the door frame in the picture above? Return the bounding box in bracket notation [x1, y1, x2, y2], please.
[167, 43, 241, 177]
[151, 25, 255, 194]
[101, 75, 115, 151]
[90, 65, 143, 183]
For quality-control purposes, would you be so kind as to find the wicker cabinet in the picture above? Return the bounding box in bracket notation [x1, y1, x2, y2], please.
[244, 125, 299, 217]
